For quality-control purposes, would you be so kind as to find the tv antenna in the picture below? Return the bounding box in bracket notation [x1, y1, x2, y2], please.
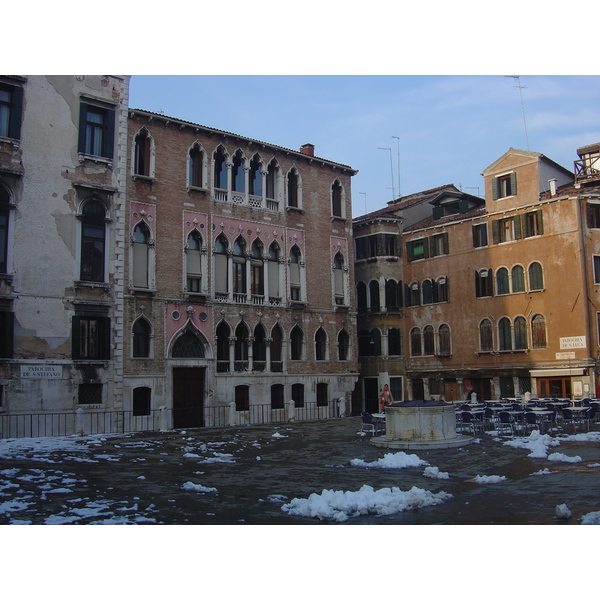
[506, 76, 530, 150]
[392, 136, 401, 196]
[378, 147, 395, 200]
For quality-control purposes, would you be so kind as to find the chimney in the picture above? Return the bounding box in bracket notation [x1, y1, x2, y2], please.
[549, 178, 557, 196]
[300, 143, 314, 157]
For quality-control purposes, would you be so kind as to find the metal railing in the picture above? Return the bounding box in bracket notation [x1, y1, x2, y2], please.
[0, 399, 344, 440]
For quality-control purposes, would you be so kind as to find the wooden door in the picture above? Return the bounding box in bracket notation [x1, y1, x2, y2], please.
[172, 367, 205, 428]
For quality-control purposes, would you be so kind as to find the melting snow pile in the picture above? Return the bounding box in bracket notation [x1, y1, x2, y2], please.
[503, 431, 561, 458]
[181, 482, 217, 493]
[281, 484, 452, 522]
[547, 452, 582, 463]
[581, 511, 600, 524]
[423, 466, 449, 479]
[472, 475, 506, 484]
[350, 451, 428, 469]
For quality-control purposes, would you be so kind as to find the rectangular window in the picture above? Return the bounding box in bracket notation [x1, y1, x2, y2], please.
[475, 269, 493, 298]
[78, 383, 103, 405]
[316, 382, 328, 407]
[0, 310, 14, 359]
[72, 316, 110, 360]
[78, 102, 115, 159]
[133, 387, 151, 416]
[588, 203, 600, 229]
[0, 82, 23, 140]
[472, 223, 488, 248]
[407, 239, 428, 262]
[493, 172, 517, 199]
[292, 383, 304, 408]
[430, 233, 448, 257]
[594, 256, 600, 284]
[524, 210, 543, 237]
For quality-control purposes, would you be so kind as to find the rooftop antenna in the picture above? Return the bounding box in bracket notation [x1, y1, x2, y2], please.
[465, 186, 481, 197]
[359, 192, 367, 214]
[378, 147, 395, 200]
[392, 136, 401, 196]
[506, 76, 530, 150]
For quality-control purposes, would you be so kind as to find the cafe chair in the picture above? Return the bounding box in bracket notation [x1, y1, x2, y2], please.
[360, 412, 377, 436]
[580, 407, 596, 431]
[461, 412, 484, 435]
[561, 408, 582, 433]
[496, 412, 514, 436]
[524, 411, 540, 434]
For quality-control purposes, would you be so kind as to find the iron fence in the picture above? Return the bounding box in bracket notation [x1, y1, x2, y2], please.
[0, 399, 344, 440]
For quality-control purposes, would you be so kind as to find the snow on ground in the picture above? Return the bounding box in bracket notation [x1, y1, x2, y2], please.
[547, 452, 582, 463]
[471, 475, 506, 484]
[281, 484, 453, 522]
[181, 481, 217, 493]
[350, 451, 429, 469]
[503, 431, 561, 458]
[530, 468, 556, 476]
[423, 466, 450, 479]
[580, 510, 600, 524]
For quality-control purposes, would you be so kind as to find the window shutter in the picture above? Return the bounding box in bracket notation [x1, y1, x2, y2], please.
[491, 220, 501, 244]
[132, 242, 149, 288]
[481, 224, 488, 246]
[492, 177, 499, 200]
[458, 198, 469, 213]
[100, 317, 111, 359]
[268, 263, 279, 297]
[406, 242, 414, 262]
[71, 316, 81, 360]
[443, 232, 449, 254]
[537, 209, 544, 235]
[429, 237, 437, 257]
[187, 249, 201, 277]
[398, 280, 403, 308]
[0, 311, 14, 358]
[514, 215, 523, 240]
[510, 172, 517, 195]
[215, 254, 228, 293]
[78, 103, 88, 154]
[103, 109, 115, 159]
[290, 262, 300, 286]
[422, 240, 430, 259]
[432, 206, 442, 219]
[9, 86, 23, 140]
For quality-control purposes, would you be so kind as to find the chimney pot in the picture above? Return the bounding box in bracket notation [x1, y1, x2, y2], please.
[300, 143, 314, 157]
[549, 178, 557, 196]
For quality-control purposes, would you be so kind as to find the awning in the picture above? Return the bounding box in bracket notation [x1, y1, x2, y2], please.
[530, 369, 586, 378]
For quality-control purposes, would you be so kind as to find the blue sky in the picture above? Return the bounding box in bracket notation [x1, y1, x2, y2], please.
[129, 75, 600, 216]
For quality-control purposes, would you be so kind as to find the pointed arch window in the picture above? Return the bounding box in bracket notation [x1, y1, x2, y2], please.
[289, 246, 302, 301]
[232, 151, 245, 193]
[333, 252, 346, 305]
[338, 329, 349, 361]
[270, 324, 283, 372]
[266, 159, 278, 200]
[267, 242, 281, 303]
[134, 129, 152, 177]
[234, 323, 249, 371]
[214, 234, 229, 296]
[189, 144, 204, 188]
[250, 156, 262, 197]
[172, 327, 205, 358]
[287, 168, 299, 208]
[251, 239, 264, 298]
[132, 222, 150, 288]
[132, 317, 151, 358]
[186, 230, 203, 293]
[315, 327, 327, 361]
[80, 199, 106, 282]
[253, 324, 266, 371]
[214, 147, 228, 190]
[331, 180, 343, 217]
[216, 321, 231, 372]
[290, 325, 303, 360]
[233, 237, 247, 296]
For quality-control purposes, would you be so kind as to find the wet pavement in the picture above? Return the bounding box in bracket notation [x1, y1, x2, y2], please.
[1, 416, 600, 525]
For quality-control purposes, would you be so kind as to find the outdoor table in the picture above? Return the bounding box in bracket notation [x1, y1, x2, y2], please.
[563, 406, 588, 412]
[371, 413, 386, 420]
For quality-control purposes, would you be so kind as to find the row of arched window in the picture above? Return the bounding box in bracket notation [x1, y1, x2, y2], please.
[410, 325, 452, 357]
[131, 316, 352, 365]
[475, 262, 544, 297]
[133, 129, 347, 217]
[479, 314, 547, 352]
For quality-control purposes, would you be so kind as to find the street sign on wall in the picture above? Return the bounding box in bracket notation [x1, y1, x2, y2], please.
[559, 336, 586, 350]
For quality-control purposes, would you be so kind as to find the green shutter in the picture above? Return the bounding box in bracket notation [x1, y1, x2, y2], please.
[78, 103, 88, 154]
[510, 172, 517, 195]
[407, 241, 414, 262]
[459, 198, 469, 213]
[537, 209, 544, 235]
[103, 109, 115, 159]
[514, 215, 523, 240]
[443, 232, 449, 254]
[492, 177, 499, 200]
[422, 240, 429, 259]
[432, 206, 442, 219]
[429, 236, 437, 257]
[9, 86, 23, 140]
[491, 220, 501, 244]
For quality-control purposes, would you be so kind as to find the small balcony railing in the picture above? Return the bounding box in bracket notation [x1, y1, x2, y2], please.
[575, 157, 600, 182]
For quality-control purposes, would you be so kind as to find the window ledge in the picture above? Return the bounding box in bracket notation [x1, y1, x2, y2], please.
[335, 304, 350, 312]
[184, 292, 209, 301]
[286, 205, 303, 213]
[75, 281, 111, 293]
[0, 136, 21, 149]
[73, 360, 110, 367]
[187, 185, 208, 193]
[132, 174, 155, 183]
[77, 404, 104, 409]
[331, 216, 347, 223]
[78, 153, 113, 168]
[129, 287, 157, 295]
[289, 300, 307, 308]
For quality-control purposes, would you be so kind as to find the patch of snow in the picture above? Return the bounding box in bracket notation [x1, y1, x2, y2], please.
[181, 481, 217, 493]
[547, 452, 582, 463]
[586, 463, 600, 468]
[555, 504, 572, 520]
[271, 432, 288, 438]
[423, 466, 449, 479]
[580, 510, 600, 524]
[530, 468, 555, 476]
[281, 484, 452, 522]
[351, 451, 428, 469]
[472, 475, 506, 484]
[503, 430, 561, 458]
